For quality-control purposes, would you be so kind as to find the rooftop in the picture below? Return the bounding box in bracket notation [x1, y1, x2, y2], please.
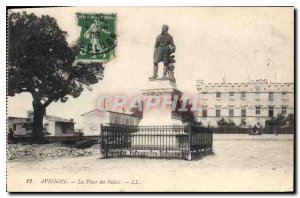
[44, 115, 74, 123]
[81, 109, 134, 116]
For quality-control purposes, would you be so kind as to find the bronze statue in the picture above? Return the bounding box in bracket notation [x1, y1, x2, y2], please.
[167, 55, 176, 81]
[150, 24, 176, 79]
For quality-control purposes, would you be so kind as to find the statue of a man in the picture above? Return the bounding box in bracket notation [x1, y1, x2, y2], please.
[150, 24, 176, 79]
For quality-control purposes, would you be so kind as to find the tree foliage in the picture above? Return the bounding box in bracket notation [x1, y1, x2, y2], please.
[180, 103, 196, 124]
[8, 12, 105, 142]
[217, 118, 236, 127]
[265, 113, 294, 128]
[8, 12, 104, 103]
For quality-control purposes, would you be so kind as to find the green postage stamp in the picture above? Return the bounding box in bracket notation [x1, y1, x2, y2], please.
[76, 13, 117, 62]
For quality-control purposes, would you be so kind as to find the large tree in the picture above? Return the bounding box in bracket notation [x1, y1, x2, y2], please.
[8, 12, 105, 142]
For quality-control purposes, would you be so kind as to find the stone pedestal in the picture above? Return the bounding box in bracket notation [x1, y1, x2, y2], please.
[131, 78, 184, 150]
[139, 78, 183, 126]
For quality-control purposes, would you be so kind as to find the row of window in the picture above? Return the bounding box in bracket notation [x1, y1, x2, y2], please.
[201, 106, 288, 117]
[110, 116, 136, 125]
[202, 92, 288, 100]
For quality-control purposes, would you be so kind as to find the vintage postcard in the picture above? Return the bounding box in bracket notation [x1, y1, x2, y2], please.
[6, 7, 294, 192]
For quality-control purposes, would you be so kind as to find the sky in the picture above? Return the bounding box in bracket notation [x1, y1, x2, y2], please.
[7, 7, 294, 128]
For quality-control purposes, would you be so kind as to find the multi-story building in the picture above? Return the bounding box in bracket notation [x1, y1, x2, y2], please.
[196, 79, 294, 127]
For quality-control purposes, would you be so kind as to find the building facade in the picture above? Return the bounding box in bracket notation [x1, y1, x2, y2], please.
[196, 79, 294, 127]
[82, 109, 142, 136]
[7, 117, 31, 136]
[43, 115, 75, 136]
[8, 111, 75, 137]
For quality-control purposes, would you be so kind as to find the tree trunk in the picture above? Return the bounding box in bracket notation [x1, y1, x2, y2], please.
[32, 100, 45, 143]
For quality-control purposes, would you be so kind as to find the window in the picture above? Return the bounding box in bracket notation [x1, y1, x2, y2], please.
[255, 106, 261, 115]
[202, 92, 208, 100]
[202, 106, 208, 117]
[13, 124, 16, 131]
[255, 92, 260, 100]
[281, 92, 287, 100]
[202, 109, 207, 117]
[241, 92, 246, 99]
[44, 123, 49, 132]
[61, 123, 71, 133]
[216, 109, 221, 117]
[216, 92, 221, 99]
[282, 106, 287, 115]
[241, 109, 246, 117]
[62, 127, 67, 134]
[229, 92, 234, 100]
[215, 106, 221, 117]
[63, 123, 71, 129]
[269, 92, 274, 100]
[229, 109, 234, 117]
[268, 106, 274, 117]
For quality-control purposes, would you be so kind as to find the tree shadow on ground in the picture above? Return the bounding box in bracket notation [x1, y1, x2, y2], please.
[98, 148, 215, 161]
[191, 149, 215, 161]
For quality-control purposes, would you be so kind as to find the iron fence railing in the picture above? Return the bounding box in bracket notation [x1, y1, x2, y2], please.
[212, 127, 250, 134]
[212, 126, 294, 134]
[100, 124, 213, 160]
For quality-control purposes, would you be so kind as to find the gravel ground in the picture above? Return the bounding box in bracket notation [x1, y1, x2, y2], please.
[7, 134, 294, 192]
[7, 143, 100, 161]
